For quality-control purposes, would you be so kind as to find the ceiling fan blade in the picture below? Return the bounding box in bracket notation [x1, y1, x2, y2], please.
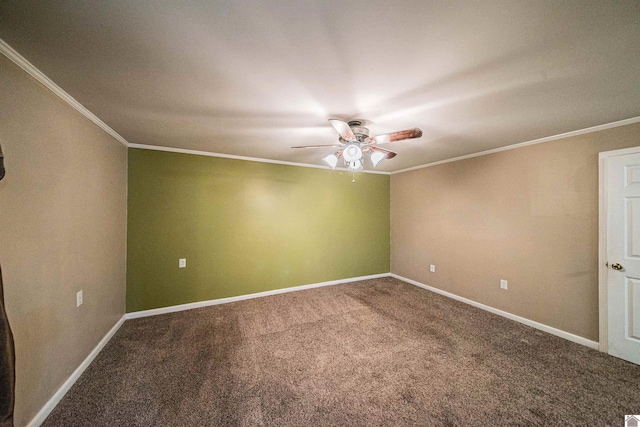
[291, 144, 344, 149]
[328, 119, 357, 142]
[370, 146, 398, 159]
[368, 128, 422, 145]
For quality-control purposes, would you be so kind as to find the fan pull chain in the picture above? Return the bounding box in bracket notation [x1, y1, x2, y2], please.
[352, 171, 356, 183]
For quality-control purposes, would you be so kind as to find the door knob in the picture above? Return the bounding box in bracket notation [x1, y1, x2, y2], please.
[611, 263, 624, 271]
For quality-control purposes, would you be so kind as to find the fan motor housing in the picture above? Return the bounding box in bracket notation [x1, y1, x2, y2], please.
[345, 120, 369, 143]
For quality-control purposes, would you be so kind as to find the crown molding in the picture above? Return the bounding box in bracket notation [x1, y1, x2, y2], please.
[392, 116, 640, 175]
[4, 34, 636, 171]
[0, 38, 129, 147]
[128, 144, 392, 175]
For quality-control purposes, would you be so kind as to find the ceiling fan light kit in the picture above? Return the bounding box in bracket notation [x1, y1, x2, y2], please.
[294, 119, 423, 175]
[343, 144, 362, 162]
[348, 159, 364, 172]
[370, 150, 386, 168]
[322, 153, 339, 169]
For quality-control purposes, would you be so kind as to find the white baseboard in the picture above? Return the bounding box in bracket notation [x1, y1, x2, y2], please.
[126, 273, 391, 319]
[129, 273, 600, 351]
[391, 273, 600, 350]
[27, 273, 599, 427]
[26, 315, 127, 427]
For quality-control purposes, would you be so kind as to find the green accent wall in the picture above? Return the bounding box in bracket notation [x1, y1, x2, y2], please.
[126, 149, 390, 312]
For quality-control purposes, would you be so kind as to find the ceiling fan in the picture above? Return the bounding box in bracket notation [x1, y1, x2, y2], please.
[292, 119, 422, 172]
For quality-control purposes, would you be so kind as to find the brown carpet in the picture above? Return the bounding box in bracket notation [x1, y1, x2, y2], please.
[43, 277, 640, 426]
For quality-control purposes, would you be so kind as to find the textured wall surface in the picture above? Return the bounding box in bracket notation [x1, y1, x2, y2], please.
[391, 122, 640, 341]
[0, 55, 127, 425]
[127, 149, 390, 312]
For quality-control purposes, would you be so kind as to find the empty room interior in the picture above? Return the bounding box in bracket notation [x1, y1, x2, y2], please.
[1, 1, 640, 426]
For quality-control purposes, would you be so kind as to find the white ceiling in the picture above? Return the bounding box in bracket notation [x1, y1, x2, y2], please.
[1, 1, 639, 172]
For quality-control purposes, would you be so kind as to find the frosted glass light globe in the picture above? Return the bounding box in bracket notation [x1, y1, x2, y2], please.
[343, 144, 363, 162]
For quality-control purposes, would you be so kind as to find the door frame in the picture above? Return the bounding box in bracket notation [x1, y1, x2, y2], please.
[598, 145, 640, 353]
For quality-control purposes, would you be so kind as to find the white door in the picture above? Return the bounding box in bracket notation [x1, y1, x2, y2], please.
[606, 151, 640, 364]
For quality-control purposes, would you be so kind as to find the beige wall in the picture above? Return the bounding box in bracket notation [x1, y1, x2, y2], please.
[0, 56, 127, 425]
[391, 122, 640, 342]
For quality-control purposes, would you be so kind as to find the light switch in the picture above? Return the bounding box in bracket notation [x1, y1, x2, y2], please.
[179, 258, 186, 268]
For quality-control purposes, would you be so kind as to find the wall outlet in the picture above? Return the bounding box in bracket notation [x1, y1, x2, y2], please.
[179, 258, 186, 268]
[76, 290, 83, 307]
[500, 279, 508, 290]
[430, 264, 436, 273]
